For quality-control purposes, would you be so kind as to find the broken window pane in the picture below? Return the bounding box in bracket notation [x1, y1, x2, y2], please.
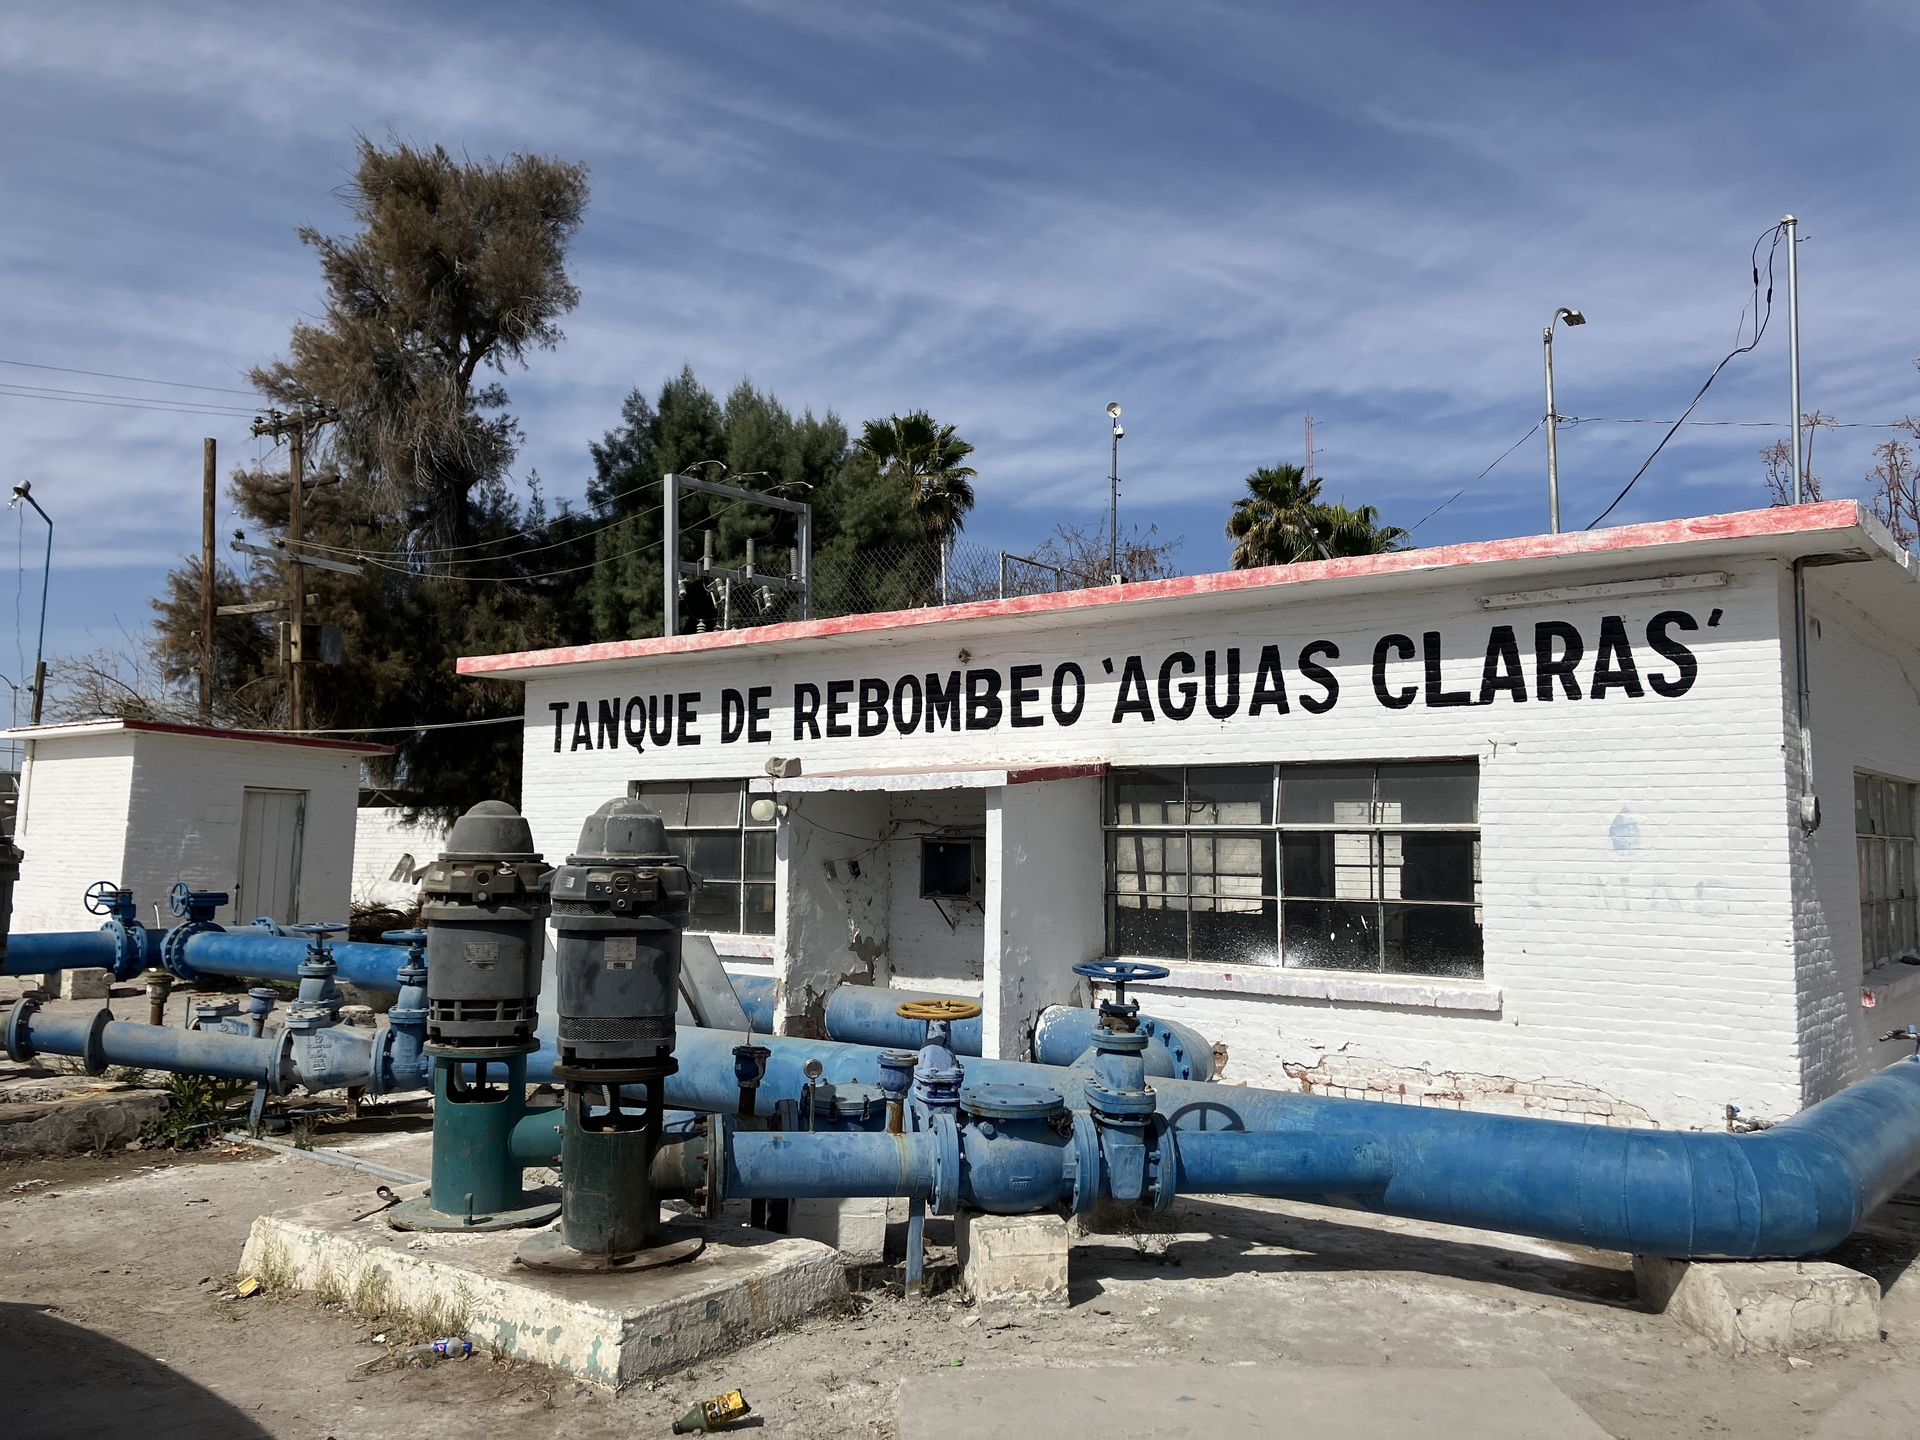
[1113, 895, 1188, 959]
[1281, 900, 1379, 971]
[1382, 904, 1483, 977]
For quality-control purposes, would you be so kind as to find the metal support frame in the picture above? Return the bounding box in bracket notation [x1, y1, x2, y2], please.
[663, 473, 811, 638]
[997, 550, 1069, 601]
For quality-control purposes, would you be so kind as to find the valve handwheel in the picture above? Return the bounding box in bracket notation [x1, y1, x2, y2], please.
[1072, 959, 1170, 1010]
[288, 922, 348, 936]
[83, 880, 123, 916]
[895, 998, 983, 1022]
[167, 880, 194, 918]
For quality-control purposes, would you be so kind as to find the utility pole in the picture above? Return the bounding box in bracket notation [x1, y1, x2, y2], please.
[1784, 214, 1804, 505]
[200, 438, 215, 725]
[1304, 413, 1314, 486]
[249, 407, 334, 731]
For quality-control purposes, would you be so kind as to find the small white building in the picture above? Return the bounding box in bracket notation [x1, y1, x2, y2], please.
[461, 501, 1920, 1132]
[6, 719, 387, 938]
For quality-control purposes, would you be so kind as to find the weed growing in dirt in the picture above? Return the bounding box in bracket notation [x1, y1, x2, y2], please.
[289, 1117, 318, 1151]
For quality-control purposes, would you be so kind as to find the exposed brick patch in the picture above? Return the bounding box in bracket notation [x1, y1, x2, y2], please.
[1280, 1055, 1657, 1127]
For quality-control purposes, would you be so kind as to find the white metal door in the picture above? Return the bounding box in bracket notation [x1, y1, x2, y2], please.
[237, 788, 306, 925]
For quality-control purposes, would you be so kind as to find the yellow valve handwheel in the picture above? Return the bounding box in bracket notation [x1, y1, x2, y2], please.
[895, 998, 982, 1022]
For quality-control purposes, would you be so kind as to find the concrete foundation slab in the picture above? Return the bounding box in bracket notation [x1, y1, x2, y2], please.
[898, 1364, 1610, 1439]
[956, 1209, 1068, 1307]
[789, 1194, 888, 1264]
[1634, 1254, 1882, 1354]
[241, 1188, 846, 1389]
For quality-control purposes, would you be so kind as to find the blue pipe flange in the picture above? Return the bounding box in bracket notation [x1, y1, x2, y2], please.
[81, 1006, 113, 1077]
[246, 918, 290, 936]
[1138, 1018, 1194, 1083]
[3, 995, 39, 1062]
[99, 918, 151, 982]
[1145, 1112, 1178, 1214]
[1069, 1110, 1102, 1213]
[929, 1109, 962, 1216]
[160, 921, 222, 982]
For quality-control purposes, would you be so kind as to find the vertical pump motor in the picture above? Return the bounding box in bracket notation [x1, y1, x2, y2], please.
[419, 801, 549, 1054]
[519, 796, 701, 1271]
[392, 801, 557, 1235]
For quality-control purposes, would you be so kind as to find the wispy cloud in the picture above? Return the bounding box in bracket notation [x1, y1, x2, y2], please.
[2, 1, 1917, 661]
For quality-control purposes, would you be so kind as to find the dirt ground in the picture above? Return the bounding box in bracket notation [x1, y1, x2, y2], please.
[5, 1096, 1920, 1440]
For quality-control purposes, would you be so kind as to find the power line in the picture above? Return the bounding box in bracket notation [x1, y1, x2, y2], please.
[0, 358, 258, 395]
[0, 384, 259, 418]
[255, 714, 523, 736]
[1586, 222, 1786, 529]
[1409, 422, 1541, 531]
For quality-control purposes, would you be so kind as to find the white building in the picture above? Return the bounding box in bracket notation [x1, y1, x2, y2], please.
[7, 719, 386, 939]
[461, 501, 1920, 1132]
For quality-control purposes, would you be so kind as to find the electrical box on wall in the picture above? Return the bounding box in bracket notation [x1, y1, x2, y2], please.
[920, 838, 984, 902]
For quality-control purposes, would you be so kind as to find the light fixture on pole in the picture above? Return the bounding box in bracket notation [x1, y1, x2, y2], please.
[1543, 306, 1586, 534]
[1106, 402, 1123, 585]
[8, 481, 52, 725]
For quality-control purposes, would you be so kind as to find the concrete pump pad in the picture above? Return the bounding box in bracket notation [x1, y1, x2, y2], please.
[899, 1364, 1610, 1440]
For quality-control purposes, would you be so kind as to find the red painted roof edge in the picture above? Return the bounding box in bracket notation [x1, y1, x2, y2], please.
[1007, 762, 1109, 786]
[9, 717, 393, 755]
[457, 500, 1874, 677]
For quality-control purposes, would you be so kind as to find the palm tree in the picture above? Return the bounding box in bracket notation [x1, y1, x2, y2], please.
[857, 411, 978, 602]
[1319, 501, 1409, 558]
[1226, 464, 1407, 567]
[1226, 464, 1327, 567]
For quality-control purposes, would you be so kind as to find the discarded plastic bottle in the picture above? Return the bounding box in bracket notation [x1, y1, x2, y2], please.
[672, 1388, 751, 1433]
[399, 1337, 473, 1365]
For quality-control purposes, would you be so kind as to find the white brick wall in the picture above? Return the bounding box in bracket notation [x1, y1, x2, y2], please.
[513, 553, 1837, 1129]
[12, 727, 359, 934]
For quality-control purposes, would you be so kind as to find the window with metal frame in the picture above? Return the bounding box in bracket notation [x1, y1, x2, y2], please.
[1857, 771, 1919, 969]
[1105, 761, 1482, 977]
[630, 779, 776, 936]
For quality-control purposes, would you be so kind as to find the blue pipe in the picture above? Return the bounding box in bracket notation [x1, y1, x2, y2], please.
[1171, 1130, 1393, 1198]
[726, 1129, 936, 1200]
[732, 973, 1215, 1080]
[3, 930, 118, 976]
[5, 1001, 282, 1088]
[2, 927, 409, 990]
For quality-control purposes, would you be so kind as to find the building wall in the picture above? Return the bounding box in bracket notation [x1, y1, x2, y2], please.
[884, 789, 986, 993]
[121, 732, 360, 928]
[517, 554, 1804, 1128]
[11, 733, 136, 931]
[984, 775, 1104, 1060]
[776, 790, 891, 1036]
[1799, 566, 1920, 1095]
[352, 807, 449, 911]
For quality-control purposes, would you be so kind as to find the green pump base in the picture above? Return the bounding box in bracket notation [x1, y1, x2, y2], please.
[388, 1193, 561, 1234]
[514, 1222, 706, 1274]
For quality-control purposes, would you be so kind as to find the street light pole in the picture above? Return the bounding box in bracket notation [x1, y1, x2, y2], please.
[1542, 306, 1586, 534]
[9, 482, 52, 724]
[1106, 402, 1123, 585]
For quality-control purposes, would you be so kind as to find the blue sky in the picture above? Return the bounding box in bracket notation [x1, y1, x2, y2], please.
[3, 2, 1918, 695]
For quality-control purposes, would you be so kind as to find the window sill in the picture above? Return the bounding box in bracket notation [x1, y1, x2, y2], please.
[1117, 959, 1503, 1014]
[1862, 960, 1920, 1010]
[693, 933, 777, 961]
